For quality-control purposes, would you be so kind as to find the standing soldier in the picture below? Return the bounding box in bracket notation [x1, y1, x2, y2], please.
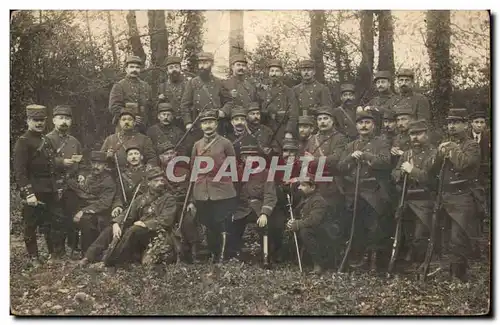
[187, 110, 238, 262]
[101, 106, 158, 169]
[222, 54, 259, 112]
[304, 108, 348, 206]
[157, 56, 187, 129]
[366, 71, 397, 134]
[392, 68, 431, 121]
[293, 59, 332, 118]
[109, 55, 153, 134]
[146, 102, 185, 155]
[244, 102, 280, 158]
[331, 83, 358, 141]
[81, 167, 178, 267]
[110, 146, 147, 221]
[46, 105, 83, 254]
[180, 52, 229, 150]
[390, 106, 414, 165]
[70, 151, 116, 256]
[224, 106, 249, 159]
[337, 109, 392, 272]
[14, 105, 65, 264]
[261, 59, 299, 149]
[297, 114, 315, 155]
[379, 108, 397, 148]
[430, 108, 480, 281]
[391, 119, 437, 267]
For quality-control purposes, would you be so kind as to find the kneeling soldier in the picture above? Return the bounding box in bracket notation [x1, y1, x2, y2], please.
[81, 167, 178, 266]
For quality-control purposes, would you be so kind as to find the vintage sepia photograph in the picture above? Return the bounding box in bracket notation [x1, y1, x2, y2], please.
[9, 9, 491, 316]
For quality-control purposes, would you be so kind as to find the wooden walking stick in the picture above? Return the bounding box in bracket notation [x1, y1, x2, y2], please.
[338, 161, 362, 273]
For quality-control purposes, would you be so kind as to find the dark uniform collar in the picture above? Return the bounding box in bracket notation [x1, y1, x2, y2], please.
[27, 129, 43, 137]
[203, 132, 218, 143]
[449, 131, 468, 143]
[358, 133, 375, 142]
[119, 129, 137, 137]
[301, 78, 316, 85]
[127, 164, 144, 172]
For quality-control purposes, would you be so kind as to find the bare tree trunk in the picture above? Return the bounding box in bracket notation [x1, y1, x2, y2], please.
[356, 10, 374, 104]
[106, 11, 118, 66]
[376, 10, 395, 75]
[183, 10, 205, 74]
[426, 10, 452, 127]
[310, 10, 326, 84]
[148, 10, 168, 98]
[229, 10, 245, 59]
[126, 10, 146, 63]
[85, 11, 94, 48]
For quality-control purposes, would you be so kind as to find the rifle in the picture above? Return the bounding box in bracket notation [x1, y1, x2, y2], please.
[419, 157, 447, 281]
[102, 183, 142, 263]
[173, 104, 210, 152]
[286, 193, 303, 273]
[114, 153, 128, 205]
[338, 161, 362, 273]
[387, 172, 409, 276]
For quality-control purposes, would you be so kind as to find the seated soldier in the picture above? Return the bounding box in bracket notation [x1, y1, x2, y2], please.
[286, 176, 332, 274]
[80, 167, 178, 267]
[69, 151, 116, 256]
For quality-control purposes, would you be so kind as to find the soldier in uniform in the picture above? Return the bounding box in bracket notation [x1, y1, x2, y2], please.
[390, 106, 414, 165]
[146, 102, 185, 155]
[230, 141, 280, 266]
[187, 110, 238, 262]
[260, 59, 299, 149]
[224, 106, 248, 158]
[429, 108, 481, 281]
[293, 59, 332, 118]
[14, 105, 65, 264]
[331, 83, 358, 141]
[180, 52, 230, 148]
[81, 167, 178, 267]
[391, 119, 438, 267]
[244, 102, 280, 158]
[157, 56, 187, 129]
[392, 68, 431, 121]
[101, 106, 158, 169]
[222, 54, 259, 112]
[297, 114, 315, 155]
[379, 108, 397, 147]
[304, 107, 348, 206]
[70, 151, 116, 255]
[46, 105, 83, 253]
[109, 55, 153, 134]
[366, 71, 397, 134]
[337, 109, 392, 272]
[287, 175, 332, 274]
[110, 145, 147, 220]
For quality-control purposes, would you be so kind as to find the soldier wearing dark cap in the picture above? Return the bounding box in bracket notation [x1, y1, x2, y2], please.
[69, 151, 116, 255]
[337, 109, 392, 272]
[244, 102, 280, 157]
[260, 59, 299, 149]
[390, 106, 414, 162]
[304, 107, 348, 206]
[367, 71, 397, 130]
[157, 56, 187, 128]
[379, 108, 397, 147]
[222, 54, 259, 113]
[101, 106, 158, 169]
[14, 105, 65, 264]
[180, 52, 231, 142]
[109, 55, 153, 134]
[332, 83, 358, 140]
[297, 114, 315, 155]
[230, 140, 281, 266]
[46, 105, 83, 253]
[81, 167, 178, 267]
[224, 106, 248, 158]
[187, 109, 238, 262]
[293, 59, 333, 117]
[426, 108, 481, 281]
[392, 68, 431, 121]
[391, 119, 438, 267]
[146, 102, 185, 155]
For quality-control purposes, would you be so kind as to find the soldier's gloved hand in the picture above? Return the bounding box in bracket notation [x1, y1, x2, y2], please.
[187, 203, 196, 215]
[134, 221, 147, 228]
[158, 93, 165, 100]
[186, 123, 193, 130]
[26, 194, 38, 207]
[284, 132, 293, 139]
[401, 161, 414, 174]
[73, 210, 83, 223]
[106, 149, 114, 159]
[391, 147, 404, 156]
[257, 214, 268, 228]
[351, 150, 363, 160]
[287, 220, 300, 232]
[63, 159, 75, 167]
[112, 207, 123, 218]
[112, 223, 122, 239]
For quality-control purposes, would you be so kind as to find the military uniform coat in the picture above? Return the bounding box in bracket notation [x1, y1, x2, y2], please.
[157, 78, 187, 117]
[101, 131, 158, 168]
[245, 123, 281, 157]
[221, 76, 259, 113]
[190, 134, 237, 201]
[234, 169, 277, 220]
[146, 123, 185, 154]
[392, 90, 431, 121]
[112, 164, 147, 210]
[331, 105, 358, 140]
[109, 76, 153, 126]
[293, 79, 332, 117]
[67, 170, 116, 215]
[46, 130, 82, 180]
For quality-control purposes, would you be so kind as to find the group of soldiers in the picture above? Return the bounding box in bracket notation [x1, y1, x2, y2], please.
[13, 52, 490, 282]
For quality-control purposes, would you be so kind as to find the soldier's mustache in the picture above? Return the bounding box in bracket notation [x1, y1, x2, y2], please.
[360, 128, 369, 131]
